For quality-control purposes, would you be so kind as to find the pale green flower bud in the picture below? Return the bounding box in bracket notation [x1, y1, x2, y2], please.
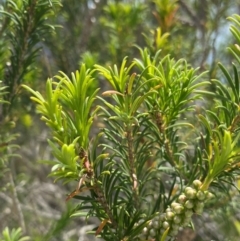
[185, 200, 194, 209]
[205, 191, 214, 200]
[169, 229, 178, 236]
[173, 215, 182, 224]
[185, 187, 197, 199]
[171, 202, 179, 209]
[196, 190, 205, 201]
[173, 204, 184, 214]
[185, 209, 193, 218]
[166, 207, 172, 212]
[153, 220, 159, 229]
[182, 218, 191, 227]
[193, 179, 202, 189]
[159, 213, 166, 221]
[143, 227, 148, 234]
[149, 229, 156, 237]
[166, 211, 175, 220]
[163, 221, 170, 229]
[178, 194, 187, 204]
[194, 201, 204, 214]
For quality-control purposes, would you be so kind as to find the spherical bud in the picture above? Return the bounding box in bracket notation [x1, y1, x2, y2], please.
[173, 204, 184, 214]
[153, 220, 160, 229]
[169, 229, 178, 237]
[178, 194, 187, 204]
[196, 190, 205, 201]
[194, 202, 204, 214]
[185, 200, 194, 209]
[149, 229, 156, 237]
[171, 202, 179, 209]
[159, 228, 165, 236]
[159, 213, 166, 221]
[193, 179, 202, 189]
[185, 187, 197, 199]
[171, 223, 179, 232]
[182, 219, 191, 227]
[163, 221, 170, 229]
[143, 227, 148, 234]
[185, 209, 193, 218]
[205, 191, 214, 200]
[138, 219, 144, 224]
[153, 215, 159, 222]
[166, 211, 175, 221]
[173, 215, 182, 224]
[166, 207, 172, 212]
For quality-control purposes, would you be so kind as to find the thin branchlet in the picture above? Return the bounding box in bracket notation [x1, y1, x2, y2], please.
[155, 111, 175, 167]
[126, 125, 140, 208]
[94, 183, 117, 228]
[80, 148, 117, 228]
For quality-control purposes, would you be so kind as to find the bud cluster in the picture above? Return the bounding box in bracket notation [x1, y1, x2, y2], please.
[137, 180, 213, 240]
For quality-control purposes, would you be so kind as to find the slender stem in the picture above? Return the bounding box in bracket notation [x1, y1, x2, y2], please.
[200, 174, 213, 191]
[9, 164, 26, 233]
[155, 111, 175, 167]
[94, 183, 117, 228]
[81, 149, 117, 228]
[126, 125, 139, 209]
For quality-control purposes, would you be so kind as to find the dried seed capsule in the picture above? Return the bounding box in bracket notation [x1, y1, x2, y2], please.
[193, 179, 202, 189]
[185, 200, 194, 209]
[196, 190, 205, 201]
[178, 194, 187, 204]
[166, 211, 175, 221]
[185, 187, 197, 199]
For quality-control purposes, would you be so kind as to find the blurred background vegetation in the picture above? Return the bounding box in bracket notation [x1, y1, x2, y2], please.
[1, 0, 240, 240]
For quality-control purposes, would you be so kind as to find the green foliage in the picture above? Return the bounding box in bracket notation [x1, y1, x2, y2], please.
[23, 65, 99, 183]
[0, 227, 29, 241]
[24, 12, 240, 238]
[100, 1, 145, 62]
[3, 1, 240, 241]
[0, 80, 18, 170]
[0, 0, 62, 239]
[0, 0, 61, 108]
